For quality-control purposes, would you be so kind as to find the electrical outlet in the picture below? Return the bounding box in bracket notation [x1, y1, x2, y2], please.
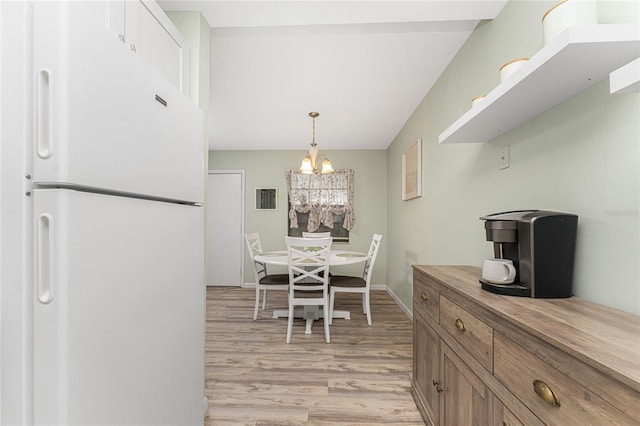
[499, 146, 510, 170]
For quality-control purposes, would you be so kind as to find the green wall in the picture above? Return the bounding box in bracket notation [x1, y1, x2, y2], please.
[209, 150, 388, 285]
[387, 1, 640, 314]
[204, 1, 638, 315]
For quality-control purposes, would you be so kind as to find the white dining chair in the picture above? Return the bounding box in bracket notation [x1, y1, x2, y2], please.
[329, 234, 382, 326]
[285, 236, 333, 343]
[245, 232, 289, 320]
[302, 232, 333, 277]
[302, 232, 331, 238]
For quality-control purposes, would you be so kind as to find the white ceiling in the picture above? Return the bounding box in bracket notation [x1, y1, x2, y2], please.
[157, 1, 508, 151]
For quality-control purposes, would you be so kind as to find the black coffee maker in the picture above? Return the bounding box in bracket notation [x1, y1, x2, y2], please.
[480, 210, 578, 298]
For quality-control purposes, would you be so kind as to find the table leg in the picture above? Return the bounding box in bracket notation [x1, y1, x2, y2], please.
[305, 318, 314, 334]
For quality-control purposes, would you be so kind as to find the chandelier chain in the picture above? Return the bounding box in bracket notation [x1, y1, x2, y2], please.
[311, 113, 317, 147]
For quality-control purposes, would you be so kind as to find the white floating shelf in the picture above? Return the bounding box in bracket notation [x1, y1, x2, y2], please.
[610, 57, 640, 94]
[439, 23, 640, 144]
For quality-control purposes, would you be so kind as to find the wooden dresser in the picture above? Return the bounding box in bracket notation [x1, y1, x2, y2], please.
[411, 265, 640, 425]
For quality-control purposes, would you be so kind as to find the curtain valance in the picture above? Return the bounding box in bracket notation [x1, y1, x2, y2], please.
[284, 169, 355, 232]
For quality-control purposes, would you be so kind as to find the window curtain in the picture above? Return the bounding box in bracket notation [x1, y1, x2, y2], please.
[284, 169, 355, 232]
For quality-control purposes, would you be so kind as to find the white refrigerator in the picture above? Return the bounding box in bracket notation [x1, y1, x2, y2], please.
[5, 2, 205, 424]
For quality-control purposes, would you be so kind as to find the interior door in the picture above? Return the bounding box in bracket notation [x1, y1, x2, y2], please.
[207, 171, 244, 286]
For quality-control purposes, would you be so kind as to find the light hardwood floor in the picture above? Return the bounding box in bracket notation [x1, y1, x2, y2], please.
[205, 287, 425, 425]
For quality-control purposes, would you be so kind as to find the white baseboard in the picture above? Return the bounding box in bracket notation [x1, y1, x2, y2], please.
[383, 285, 412, 321]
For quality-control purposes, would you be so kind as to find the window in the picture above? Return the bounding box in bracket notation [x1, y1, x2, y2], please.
[285, 170, 355, 242]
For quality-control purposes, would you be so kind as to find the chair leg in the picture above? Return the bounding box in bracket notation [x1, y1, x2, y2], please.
[262, 288, 268, 310]
[253, 285, 260, 320]
[329, 289, 335, 325]
[364, 292, 372, 326]
[323, 299, 331, 343]
[286, 300, 294, 344]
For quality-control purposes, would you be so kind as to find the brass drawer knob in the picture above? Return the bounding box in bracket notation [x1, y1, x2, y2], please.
[421, 292, 428, 301]
[533, 380, 561, 407]
[455, 318, 466, 332]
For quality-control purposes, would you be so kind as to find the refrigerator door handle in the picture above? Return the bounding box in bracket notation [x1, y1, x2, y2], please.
[36, 69, 53, 159]
[37, 213, 54, 304]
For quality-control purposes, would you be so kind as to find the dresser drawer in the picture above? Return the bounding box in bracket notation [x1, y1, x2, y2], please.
[413, 273, 440, 324]
[494, 332, 638, 425]
[439, 296, 493, 372]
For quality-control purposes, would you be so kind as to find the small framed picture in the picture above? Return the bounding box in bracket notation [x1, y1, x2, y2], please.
[402, 138, 422, 201]
[255, 188, 277, 210]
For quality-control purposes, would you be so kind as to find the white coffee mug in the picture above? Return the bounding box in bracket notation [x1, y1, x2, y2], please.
[482, 258, 516, 284]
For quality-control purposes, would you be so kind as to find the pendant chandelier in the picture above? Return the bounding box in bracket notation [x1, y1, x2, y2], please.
[300, 112, 334, 174]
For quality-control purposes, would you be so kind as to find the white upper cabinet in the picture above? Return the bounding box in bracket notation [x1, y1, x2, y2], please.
[124, 1, 189, 96]
[33, 1, 204, 202]
[75, 0, 189, 96]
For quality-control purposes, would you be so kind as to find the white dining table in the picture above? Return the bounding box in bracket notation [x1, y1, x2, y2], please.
[254, 250, 369, 334]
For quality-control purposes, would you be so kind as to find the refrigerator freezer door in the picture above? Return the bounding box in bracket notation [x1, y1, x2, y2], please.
[32, 2, 204, 203]
[33, 189, 204, 425]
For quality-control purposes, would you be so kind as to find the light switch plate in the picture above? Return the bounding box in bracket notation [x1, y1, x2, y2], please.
[499, 146, 510, 170]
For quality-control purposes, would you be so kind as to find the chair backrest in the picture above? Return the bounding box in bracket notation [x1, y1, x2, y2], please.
[245, 232, 266, 281]
[285, 236, 332, 290]
[302, 232, 331, 238]
[362, 234, 383, 285]
[245, 232, 263, 259]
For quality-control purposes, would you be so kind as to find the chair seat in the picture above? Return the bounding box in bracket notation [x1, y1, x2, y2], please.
[330, 275, 366, 288]
[292, 289, 324, 298]
[259, 274, 289, 285]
